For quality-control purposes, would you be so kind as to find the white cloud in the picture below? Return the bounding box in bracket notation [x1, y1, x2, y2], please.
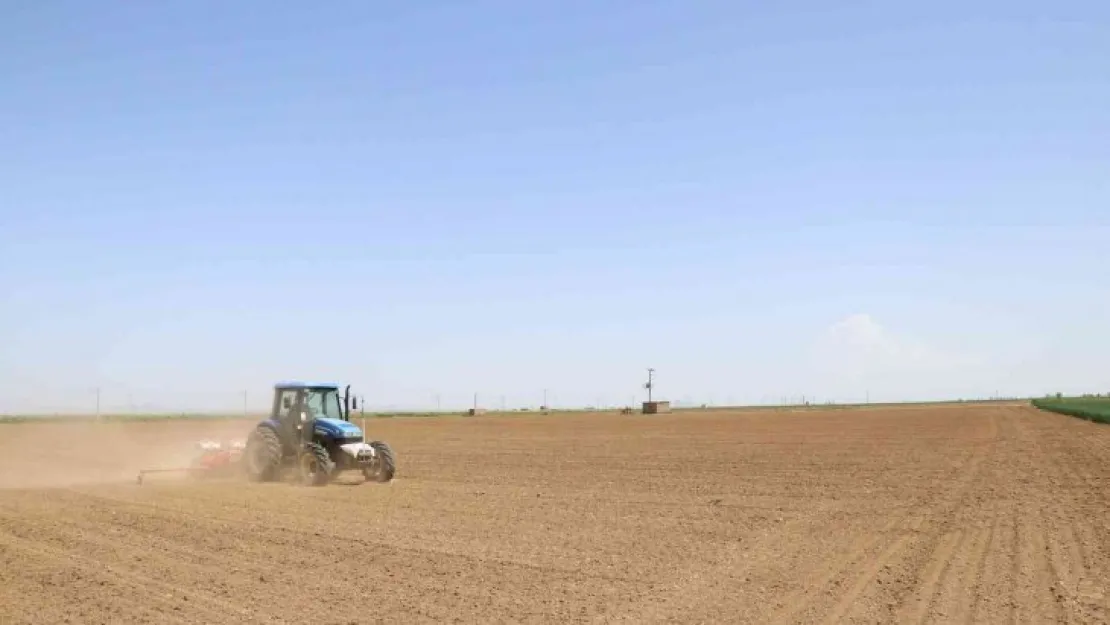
[806, 313, 988, 402]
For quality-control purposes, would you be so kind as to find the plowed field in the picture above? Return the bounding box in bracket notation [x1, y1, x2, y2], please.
[1, 404, 1108, 624]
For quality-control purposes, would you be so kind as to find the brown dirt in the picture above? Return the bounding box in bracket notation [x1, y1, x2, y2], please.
[0, 404, 1107, 624]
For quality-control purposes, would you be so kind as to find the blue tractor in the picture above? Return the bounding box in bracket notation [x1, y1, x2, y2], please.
[243, 382, 395, 486]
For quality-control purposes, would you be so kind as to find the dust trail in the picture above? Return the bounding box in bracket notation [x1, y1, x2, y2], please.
[0, 419, 253, 489]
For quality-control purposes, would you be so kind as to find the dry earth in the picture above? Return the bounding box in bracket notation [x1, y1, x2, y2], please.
[0, 403, 1108, 624]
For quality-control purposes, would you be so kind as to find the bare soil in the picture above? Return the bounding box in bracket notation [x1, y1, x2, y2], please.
[1, 404, 1107, 624]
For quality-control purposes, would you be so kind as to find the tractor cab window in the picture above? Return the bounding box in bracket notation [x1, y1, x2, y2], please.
[304, 388, 342, 419]
[277, 389, 300, 420]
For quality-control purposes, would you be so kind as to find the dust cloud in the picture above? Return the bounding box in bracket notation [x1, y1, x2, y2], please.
[0, 419, 254, 489]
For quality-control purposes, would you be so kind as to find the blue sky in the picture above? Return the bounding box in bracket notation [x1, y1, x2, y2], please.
[2, 1, 1108, 413]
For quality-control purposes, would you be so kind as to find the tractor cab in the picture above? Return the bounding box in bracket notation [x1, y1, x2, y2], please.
[271, 381, 357, 423]
[269, 382, 361, 453]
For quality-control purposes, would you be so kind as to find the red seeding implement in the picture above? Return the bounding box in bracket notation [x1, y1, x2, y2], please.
[136, 440, 245, 485]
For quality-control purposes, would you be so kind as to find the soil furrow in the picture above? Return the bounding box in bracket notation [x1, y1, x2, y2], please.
[817, 533, 914, 624]
[897, 530, 965, 624]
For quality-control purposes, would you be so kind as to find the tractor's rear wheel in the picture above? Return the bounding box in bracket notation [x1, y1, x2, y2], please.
[298, 442, 333, 487]
[244, 426, 282, 482]
[363, 441, 395, 483]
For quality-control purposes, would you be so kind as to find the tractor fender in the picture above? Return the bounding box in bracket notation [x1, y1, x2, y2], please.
[256, 419, 281, 432]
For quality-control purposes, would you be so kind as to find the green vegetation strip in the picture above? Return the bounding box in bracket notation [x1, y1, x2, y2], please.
[1032, 397, 1110, 424]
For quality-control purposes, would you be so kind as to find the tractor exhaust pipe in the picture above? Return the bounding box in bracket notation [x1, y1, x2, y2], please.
[344, 384, 351, 420]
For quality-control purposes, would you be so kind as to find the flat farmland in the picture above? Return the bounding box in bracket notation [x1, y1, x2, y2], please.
[1, 404, 1108, 624]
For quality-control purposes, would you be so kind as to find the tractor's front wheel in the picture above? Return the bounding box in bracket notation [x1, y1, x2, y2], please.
[363, 441, 395, 483]
[244, 426, 282, 482]
[298, 442, 333, 487]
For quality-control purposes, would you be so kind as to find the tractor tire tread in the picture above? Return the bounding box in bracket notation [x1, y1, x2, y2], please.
[366, 441, 396, 482]
[300, 441, 333, 487]
[245, 426, 282, 482]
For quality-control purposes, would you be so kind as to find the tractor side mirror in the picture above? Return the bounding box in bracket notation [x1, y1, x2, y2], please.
[351, 397, 358, 410]
[283, 397, 292, 409]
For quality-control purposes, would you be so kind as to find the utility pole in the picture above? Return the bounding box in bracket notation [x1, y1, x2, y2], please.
[360, 395, 367, 434]
[473, 392, 478, 411]
[645, 368, 655, 403]
[435, 393, 441, 412]
[543, 388, 548, 410]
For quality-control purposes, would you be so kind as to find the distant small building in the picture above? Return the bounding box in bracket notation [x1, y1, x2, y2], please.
[642, 401, 671, 414]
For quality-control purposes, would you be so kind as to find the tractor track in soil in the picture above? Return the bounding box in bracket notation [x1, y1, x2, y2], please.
[0, 403, 1107, 623]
